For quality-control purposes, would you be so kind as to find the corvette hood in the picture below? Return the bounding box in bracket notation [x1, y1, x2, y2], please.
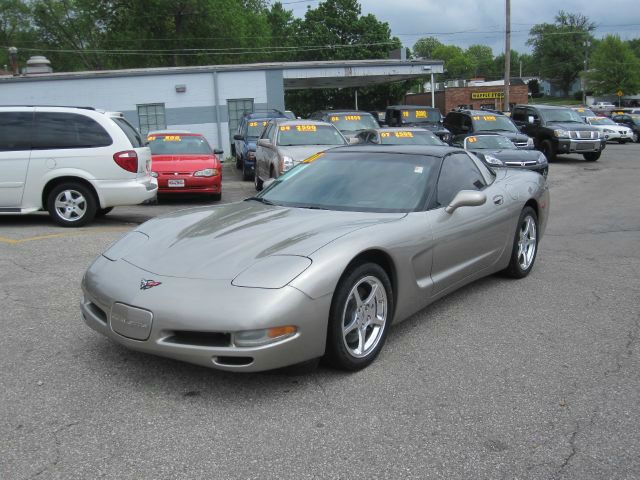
[119, 201, 405, 280]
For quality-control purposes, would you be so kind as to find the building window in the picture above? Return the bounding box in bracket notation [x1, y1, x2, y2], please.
[227, 98, 254, 141]
[137, 103, 166, 136]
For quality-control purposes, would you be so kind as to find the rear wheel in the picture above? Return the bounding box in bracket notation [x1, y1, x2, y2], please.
[503, 207, 538, 279]
[47, 182, 97, 227]
[325, 262, 393, 371]
[540, 139, 556, 162]
[583, 152, 601, 161]
[242, 164, 253, 181]
[633, 132, 639, 143]
[235, 155, 242, 170]
[254, 172, 263, 191]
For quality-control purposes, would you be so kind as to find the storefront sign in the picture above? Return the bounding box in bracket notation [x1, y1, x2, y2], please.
[471, 92, 505, 100]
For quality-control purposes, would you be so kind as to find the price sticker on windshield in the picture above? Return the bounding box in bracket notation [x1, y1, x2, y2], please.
[467, 136, 478, 143]
[380, 132, 391, 138]
[147, 136, 157, 142]
[395, 131, 414, 138]
[163, 135, 182, 141]
[415, 110, 428, 118]
[402, 111, 410, 118]
[249, 121, 268, 127]
[472, 115, 497, 121]
[280, 125, 291, 131]
[344, 115, 361, 121]
[330, 116, 340, 122]
[296, 125, 317, 132]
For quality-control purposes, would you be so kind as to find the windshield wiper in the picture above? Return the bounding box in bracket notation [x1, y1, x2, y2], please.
[245, 197, 277, 205]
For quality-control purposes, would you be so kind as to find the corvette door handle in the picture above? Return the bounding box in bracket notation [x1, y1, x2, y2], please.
[493, 195, 504, 205]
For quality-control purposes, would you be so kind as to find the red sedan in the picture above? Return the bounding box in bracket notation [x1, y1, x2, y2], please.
[148, 132, 223, 200]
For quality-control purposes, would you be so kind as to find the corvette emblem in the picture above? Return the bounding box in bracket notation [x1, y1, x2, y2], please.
[140, 279, 162, 290]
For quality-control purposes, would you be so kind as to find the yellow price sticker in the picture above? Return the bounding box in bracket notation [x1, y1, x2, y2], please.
[296, 125, 317, 132]
[473, 115, 497, 121]
[280, 126, 291, 131]
[395, 131, 414, 138]
[330, 116, 340, 122]
[402, 111, 410, 118]
[163, 135, 182, 142]
[147, 136, 156, 142]
[344, 115, 362, 121]
[380, 132, 391, 138]
[468, 136, 478, 143]
[578, 108, 585, 113]
[248, 121, 268, 127]
[415, 111, 428, 118]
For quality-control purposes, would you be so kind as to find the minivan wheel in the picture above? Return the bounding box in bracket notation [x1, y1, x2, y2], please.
[47, 182, 97, 227]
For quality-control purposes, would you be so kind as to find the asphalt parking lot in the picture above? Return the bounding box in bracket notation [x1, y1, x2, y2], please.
[1, 145, 639, 480]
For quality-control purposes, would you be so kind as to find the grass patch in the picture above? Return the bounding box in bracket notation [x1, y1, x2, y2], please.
[529, 96, 583, 106]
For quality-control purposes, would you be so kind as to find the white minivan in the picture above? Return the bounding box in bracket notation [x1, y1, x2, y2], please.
[0, 106, 158, 227]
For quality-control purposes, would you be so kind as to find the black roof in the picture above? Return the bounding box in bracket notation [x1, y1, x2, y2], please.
[387, 105, 440, 110]
[515, 104, 572, 110]
[243, 110, 286, 120]
[327, 145, 461, 157]
[314, 110, 376, 116]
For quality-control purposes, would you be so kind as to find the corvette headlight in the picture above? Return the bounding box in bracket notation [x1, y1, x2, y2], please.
[280, 155, 295, 172]
[554, 129, 570, 138]
[484, 154, 504, 166]
[194, 168, 218, 177]
[233, 326, 298, 347]
[537, 153, 548, 164]
[232, 255, 312, 289]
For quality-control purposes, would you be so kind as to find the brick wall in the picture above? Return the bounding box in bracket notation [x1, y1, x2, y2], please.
[405, 84, 529, 113]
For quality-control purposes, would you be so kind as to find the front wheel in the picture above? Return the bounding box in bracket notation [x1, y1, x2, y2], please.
[583, 152, 601, 161]
[47, 182, 97, 227]
[540, 139, 556, 162]
[633, 132, 639, 143]
[325, 263, 393, 371]
[503, 207, 538, 279]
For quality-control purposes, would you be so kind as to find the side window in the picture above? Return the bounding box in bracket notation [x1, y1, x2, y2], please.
[512, 107, 525, 122]
[463, 116, 473, 131]
[0, 112, 33, 151]
[33, 112, 113, 149]
[436, 153, 487, 208]
[525, 108, 539, 122]
[112, 117, 143, 148]
[137, 103, 166, 136]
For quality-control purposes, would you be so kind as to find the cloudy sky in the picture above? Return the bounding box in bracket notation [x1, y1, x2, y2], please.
[285, 0, 640, 55]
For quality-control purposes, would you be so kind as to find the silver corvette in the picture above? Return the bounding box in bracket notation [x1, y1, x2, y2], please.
[81, 146, 549, 372]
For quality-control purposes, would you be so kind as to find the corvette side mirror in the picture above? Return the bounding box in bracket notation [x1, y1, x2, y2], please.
[445, 190, 487, 214]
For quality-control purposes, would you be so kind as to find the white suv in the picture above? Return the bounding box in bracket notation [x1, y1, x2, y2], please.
[0, 106, 158, 227]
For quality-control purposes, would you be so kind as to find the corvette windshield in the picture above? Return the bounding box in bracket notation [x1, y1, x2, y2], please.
[379, 130, 444, 145]
[148, 135, 212, 155]
[467, 135, 516, 150]
[277, 124, 347, 146]
[471, 114, 518, 132]
[257, 152, 437, 213]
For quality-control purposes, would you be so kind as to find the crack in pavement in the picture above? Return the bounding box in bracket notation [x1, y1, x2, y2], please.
[29, 421, 80, 479]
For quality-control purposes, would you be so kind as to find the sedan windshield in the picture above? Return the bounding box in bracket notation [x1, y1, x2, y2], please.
[379, 130, 444, 145]
[400, 108, 441, 124]
[471, 114, 518, 132]
[589, 117, 616, 125]
[277, 124, 347, 146]
[246, 120, 269, 138]
[466, 135, 516, 150]
[148, 135, 212, 155]
[257, 152, 437, 212]
[630, 116, 640, 125]
[542, 109, 584, 123]
[574, 108, 596, 117]
[328, 113, 379, 132]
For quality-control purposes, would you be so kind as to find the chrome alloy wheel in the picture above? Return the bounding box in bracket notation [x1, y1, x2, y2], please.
[54, 189, 87, 222]
[517, 215, 537, 270]
[341, 275, 388, 358]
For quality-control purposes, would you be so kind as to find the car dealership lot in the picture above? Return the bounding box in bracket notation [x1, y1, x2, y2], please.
[1, 147, 639, 479]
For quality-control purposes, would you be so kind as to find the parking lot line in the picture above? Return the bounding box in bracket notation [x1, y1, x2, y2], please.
[0, 227, 130, 245]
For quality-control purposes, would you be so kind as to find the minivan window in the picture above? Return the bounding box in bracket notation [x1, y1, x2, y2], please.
[112, 117, 144, 147]
[0, 112, 33, 151]
[33, 113, 113, 149]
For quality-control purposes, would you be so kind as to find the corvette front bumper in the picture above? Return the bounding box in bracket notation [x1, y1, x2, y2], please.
[81, 255, 331, 372]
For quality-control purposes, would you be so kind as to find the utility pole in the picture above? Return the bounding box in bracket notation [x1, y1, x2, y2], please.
[503, 0, 511, 112]
[582, 39, 591, 105]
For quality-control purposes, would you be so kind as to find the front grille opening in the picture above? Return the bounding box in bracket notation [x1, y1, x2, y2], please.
[87, 302, 107, 324]
[164, 331, 231, 347]
[214, 356, 253, 366]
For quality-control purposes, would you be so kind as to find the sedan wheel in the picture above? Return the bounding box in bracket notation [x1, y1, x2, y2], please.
[47, 183, 97, 227]
[633, 132, 639, 143]
[503, 207, 538, 278]
[326, 263, 393, 370]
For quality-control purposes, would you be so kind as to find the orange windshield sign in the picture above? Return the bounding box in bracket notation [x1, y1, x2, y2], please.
[296, 125, 317, 132]
[415, 110, 428, 118]
[249, 121, 268, 127]
[472, 115, 497, 122]
[467, 136, 478, 143]
[162, 135, 182, 141]
[395, 131, 414, 138]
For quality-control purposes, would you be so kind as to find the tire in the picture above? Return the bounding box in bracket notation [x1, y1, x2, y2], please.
[633, 132, 639, 143]
[236, 155, 243, 170]
[95, 207, 113, 217]
[46, 182, 97, 228]
[583, 152, 601, 161]
[540, 139, 556, 162]
[325, 262, 394, 371]
[503, 207, 539, 279]
[211, 192, 221, 201]
[242, 165, 253, 181]
[254, 172, 263, 191]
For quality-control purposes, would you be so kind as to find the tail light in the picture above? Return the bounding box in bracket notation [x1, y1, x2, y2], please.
[113, 150, 138, 173]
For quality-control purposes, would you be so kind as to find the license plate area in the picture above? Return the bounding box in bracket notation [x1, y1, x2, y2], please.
[168, 179, 185, 187]
[575, 142, 596, 151]
[110, 303, 153, 340]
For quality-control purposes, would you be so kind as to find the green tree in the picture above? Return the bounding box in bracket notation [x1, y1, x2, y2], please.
[413, 36, 443, 59]
[627, 38, 640, 59]
[466, 44, 494, 78]
[432, 44, 474, 79]
[527, 11, 595, 94]
[0, 0, 39, 70]
[587, 35, 640, 96]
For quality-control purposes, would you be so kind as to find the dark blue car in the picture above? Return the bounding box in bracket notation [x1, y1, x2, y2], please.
[233, 110, 288, 181]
